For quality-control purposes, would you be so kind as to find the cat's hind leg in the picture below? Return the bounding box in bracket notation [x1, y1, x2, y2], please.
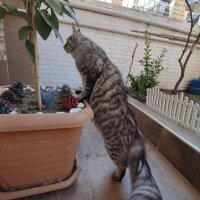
[106, 146, 127, 181]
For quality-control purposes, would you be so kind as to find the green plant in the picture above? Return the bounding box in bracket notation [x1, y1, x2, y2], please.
[128, 31, 167, 101]
[0, 0, 78, 110]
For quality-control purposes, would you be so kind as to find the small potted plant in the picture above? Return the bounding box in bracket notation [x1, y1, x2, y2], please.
[0, 1, 93, 199]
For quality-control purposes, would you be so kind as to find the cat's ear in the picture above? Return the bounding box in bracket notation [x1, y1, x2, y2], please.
[72, 24, 80, 38]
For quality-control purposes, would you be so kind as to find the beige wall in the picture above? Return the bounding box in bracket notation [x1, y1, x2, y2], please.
[3, 15, 33, 85]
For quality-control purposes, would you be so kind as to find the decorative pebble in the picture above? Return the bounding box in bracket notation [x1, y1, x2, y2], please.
[26, 86, 35, 92]
[56, 112, 65, 114]
[26, 86, 31, 90]
[41, 86, 46, 90]
[3, 88, 9, 92]
[77, 103, 84, 108]
[69, 108, 82, 113]
[30, 88, 35, 92]
[10, 111, 18, 114]
[0, 88, 9, 95]
[36, 112, 43, 114]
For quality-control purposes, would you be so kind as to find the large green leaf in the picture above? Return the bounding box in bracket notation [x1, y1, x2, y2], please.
[45, 0, 62, 15]
[40, 9, 63, 43]
[40, 9, 58, 30]
[35, 9, 52, 40]
[61, 5, 78, 26]
[36, 0, 42, 7]
[61, 0, 75, 13]
[13, 10, 28, 21]
[18, 26, 32, 41]
[51, 10, 59, 29]
[25, 39, 35, 63]
[0, 6, 7, 20]
[3, 2, 27, 21]
[3, 1, 16, 11]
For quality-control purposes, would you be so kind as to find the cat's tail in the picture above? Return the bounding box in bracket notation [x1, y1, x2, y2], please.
[128, 138, 162, 200]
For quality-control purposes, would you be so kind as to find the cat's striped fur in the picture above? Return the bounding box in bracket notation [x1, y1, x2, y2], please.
[64, 25, 162, 200]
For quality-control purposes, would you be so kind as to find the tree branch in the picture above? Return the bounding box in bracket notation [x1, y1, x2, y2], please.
[173, 0, 197, 92]
[183, 32, 200, 68]
[126, 42, 139, 86]
[180, 0, 194, 58]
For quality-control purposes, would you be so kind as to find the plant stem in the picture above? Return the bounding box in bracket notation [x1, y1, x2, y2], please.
[31, 0, 42, 110]
[126, 42, 139, 86]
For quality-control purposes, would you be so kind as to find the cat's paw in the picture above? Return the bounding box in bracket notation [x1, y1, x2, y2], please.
[111, 169, 126, 182]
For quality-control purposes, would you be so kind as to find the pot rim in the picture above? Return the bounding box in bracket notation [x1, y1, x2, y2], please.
[0, 101, 93, 132]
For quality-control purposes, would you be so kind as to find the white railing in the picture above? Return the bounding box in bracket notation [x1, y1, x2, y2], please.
[146, 87, 200, 135]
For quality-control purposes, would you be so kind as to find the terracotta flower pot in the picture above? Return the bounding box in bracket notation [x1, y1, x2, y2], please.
[0, 102, 93, 199]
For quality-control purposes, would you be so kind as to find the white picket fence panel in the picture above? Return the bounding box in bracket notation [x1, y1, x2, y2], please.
[146, 87, 200, 135]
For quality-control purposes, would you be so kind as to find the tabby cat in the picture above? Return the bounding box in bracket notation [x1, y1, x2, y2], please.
[64, 25, 162, 200]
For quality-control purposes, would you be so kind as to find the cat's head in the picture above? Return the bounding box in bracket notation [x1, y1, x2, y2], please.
[63, 25, 83, 54]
